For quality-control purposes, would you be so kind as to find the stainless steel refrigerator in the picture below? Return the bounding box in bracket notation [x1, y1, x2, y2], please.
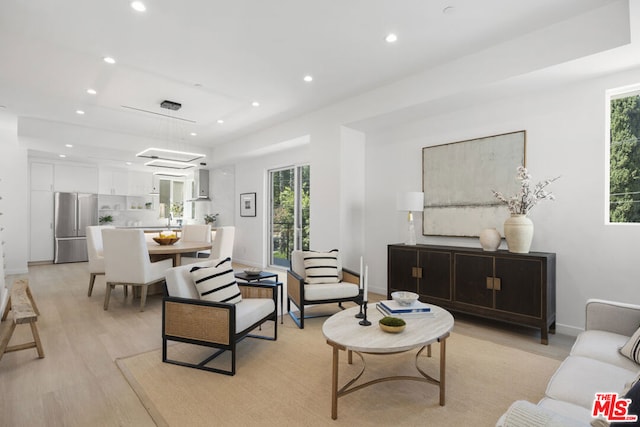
[54, 192, 98, 263]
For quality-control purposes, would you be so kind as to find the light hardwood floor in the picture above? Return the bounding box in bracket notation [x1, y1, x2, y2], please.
[0, 262, 575, 426]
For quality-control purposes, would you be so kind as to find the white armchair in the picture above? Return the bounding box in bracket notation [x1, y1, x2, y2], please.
[163, 260, 277, 375]
[287, 249, 362, 329]
[86, 225, 114, 297]
[102, 229, 173, 311]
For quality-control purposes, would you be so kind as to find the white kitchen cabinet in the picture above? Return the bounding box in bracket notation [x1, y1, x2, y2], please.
[30, 162, 54, 191]
[99, 168, 129, 195]
[30, 190, 54, 261]
[128, 171, 153, 196]
[54, 164, 99, 193]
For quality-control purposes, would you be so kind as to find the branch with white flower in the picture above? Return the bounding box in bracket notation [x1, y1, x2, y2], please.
[492, 166, 560, 215]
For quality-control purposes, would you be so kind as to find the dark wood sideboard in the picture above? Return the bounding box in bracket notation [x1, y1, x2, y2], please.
[387, 244, 556, 344]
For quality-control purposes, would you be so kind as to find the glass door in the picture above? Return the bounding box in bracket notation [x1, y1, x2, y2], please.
[269, 165, 310, 267]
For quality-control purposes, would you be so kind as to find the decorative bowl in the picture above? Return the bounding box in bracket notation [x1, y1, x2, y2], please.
[391, 291, 420, 306]
[379, 316, 406, 333]
[153, 237, 180, 246]
[243, 268, 262, 276]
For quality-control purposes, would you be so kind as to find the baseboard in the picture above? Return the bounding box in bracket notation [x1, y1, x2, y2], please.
[555, 323, 583, 337]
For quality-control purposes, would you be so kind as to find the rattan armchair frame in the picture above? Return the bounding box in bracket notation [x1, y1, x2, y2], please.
[286, 268, 362, 329]
[162, 282, 278, 375]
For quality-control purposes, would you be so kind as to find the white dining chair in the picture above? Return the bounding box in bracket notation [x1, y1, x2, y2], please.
[86, 225, 115, 297]
[181, 226, 235, 265]
[102, 229, 173, 311]
[180, 224, 212, 243]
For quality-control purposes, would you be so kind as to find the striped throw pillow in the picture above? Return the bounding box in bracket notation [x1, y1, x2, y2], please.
[620, 326, 640, 364]
[303, 249, 339, 284]
[190, 257, 242, 304]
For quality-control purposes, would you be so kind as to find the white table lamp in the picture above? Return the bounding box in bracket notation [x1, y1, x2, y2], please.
[397, 192, 424, 245]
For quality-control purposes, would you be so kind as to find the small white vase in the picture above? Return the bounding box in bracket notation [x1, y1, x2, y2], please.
[503, 214, 534, 253]
[479, 228, 501, 251]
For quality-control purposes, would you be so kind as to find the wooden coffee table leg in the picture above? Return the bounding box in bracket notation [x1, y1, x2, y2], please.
[331, 344, 339, 420]
[439, 336, 447, 406]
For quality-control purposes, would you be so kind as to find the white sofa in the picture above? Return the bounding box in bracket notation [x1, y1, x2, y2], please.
[498, 299, 640, 426]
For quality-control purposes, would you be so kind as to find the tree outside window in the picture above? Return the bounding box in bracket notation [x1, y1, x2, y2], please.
[610, 91, 640, 222]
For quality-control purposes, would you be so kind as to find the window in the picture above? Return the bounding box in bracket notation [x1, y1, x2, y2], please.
[269, 165, 310, 267]
[159, 178, 184, 221]
[608, 85, 640, 223]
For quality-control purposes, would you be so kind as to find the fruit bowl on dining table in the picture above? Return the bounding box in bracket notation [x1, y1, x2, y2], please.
[153, 235, 180, 245]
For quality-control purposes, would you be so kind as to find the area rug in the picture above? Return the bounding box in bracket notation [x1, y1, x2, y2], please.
[117, 313, 561, 427]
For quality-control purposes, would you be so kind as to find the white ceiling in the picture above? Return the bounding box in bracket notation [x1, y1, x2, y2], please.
[0, 0, 627, 164]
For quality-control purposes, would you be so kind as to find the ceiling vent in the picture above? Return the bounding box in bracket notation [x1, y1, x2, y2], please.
[160, 100, 182, 110]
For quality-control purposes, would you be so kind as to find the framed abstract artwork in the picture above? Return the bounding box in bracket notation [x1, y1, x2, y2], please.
[422, 130, 526, 237]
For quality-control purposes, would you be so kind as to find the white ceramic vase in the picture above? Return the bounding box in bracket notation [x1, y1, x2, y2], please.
[479, 228, 501, 251]
[503, 214, 534, 253]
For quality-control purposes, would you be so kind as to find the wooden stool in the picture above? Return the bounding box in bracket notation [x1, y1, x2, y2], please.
[0, 279, 45, 361]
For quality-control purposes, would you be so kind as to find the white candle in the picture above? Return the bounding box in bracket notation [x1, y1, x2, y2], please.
[359, 256, 363, 289]
[364, 265, 368, 302]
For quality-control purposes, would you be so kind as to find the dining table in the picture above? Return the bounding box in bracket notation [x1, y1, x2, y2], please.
[147, 240, 212, 267]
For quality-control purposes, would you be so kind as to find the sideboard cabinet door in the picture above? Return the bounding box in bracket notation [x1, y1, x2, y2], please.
[418, 249, 451, 301]
[495, 256, 542, 318]
[388, 246, 418, 294]
[454, 253, 493, 309]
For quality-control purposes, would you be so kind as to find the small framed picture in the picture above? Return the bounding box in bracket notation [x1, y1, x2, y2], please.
[240, 192, 256, 217]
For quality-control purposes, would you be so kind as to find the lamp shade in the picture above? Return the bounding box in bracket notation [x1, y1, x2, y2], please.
[396, 192, 424, 212]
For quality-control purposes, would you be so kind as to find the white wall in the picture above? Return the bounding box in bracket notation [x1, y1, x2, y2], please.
[365, 65, 640, 335]
[0, 124, 29, 274]
[232, 144, 310, 267]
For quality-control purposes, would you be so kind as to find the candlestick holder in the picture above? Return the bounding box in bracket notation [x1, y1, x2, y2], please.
[359, 301, 371, 326]
[355, 294, 364, 318]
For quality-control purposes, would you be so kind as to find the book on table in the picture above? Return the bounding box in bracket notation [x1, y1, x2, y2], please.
[376, 302, 434, 318]
[379, 299, 431, 314]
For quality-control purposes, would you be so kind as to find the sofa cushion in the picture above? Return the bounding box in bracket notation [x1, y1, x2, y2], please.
[619, 326, 640, 365]
[304, 282, 359, 301]
[571, 330, 640, 372]
[235, 298, 275, 333]
[546, 356, 638, 409]
[303, 249, 340, 284]
[190, 257, 242, 304]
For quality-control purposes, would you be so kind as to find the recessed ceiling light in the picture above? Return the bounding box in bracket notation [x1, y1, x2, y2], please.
[76, 110, 85, 115]
[303, 75, 313, 83]
[59, 154, 66, 158]
[251, 101, 260, 107]
[385, 33, 398, 43]
[103, 56, 116, 64]
[131, 1, 146, 12]
[217, 119, 224, 124]
[190, 132, 197, 136]
[86, 88, 97, 95]
[65, 144, 73, 148]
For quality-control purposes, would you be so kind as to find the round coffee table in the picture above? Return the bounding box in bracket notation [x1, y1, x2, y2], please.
[322, 304, 454, 420]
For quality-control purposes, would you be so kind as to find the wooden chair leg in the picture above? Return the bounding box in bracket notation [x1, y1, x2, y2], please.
[139, 286, 148, 312]
[104, 284, 113, 310]
[88, 273, 97, 297]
